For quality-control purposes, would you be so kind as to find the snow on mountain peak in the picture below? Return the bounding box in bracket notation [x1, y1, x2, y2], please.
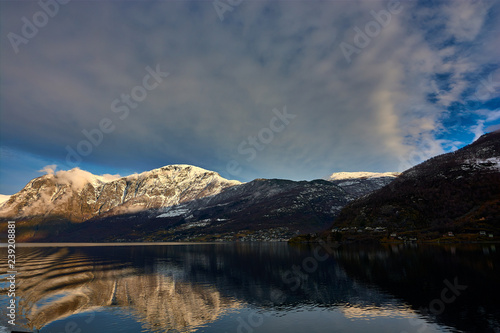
[124, 164, 241, 185]
[129, 164, 212, 177]
[327, 171, 400, 181]
[0, 194, 11, 205]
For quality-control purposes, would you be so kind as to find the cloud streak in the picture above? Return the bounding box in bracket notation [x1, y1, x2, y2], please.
[0, 0, 499, 193]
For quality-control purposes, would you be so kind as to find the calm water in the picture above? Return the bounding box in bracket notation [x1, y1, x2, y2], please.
[0, 242, 499, 333]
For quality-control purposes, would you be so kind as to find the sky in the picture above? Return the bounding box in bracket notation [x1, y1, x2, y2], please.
[0, 0, 499, 194]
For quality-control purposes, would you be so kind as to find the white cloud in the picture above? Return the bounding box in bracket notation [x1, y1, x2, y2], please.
[51, 168, 121, 190]
[38, 164, 57, 175]
[485, 110, 500, 123]
[443, 0, 489, 42]
[472, 108, 500, 141]
[471, 120, 486, 141]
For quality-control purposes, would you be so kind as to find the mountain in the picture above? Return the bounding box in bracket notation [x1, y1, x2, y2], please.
[327, 172, 400, 198]
[0, 165, 241, 241]
[331, 131, 500, 241]
[0, 164, 240, 221]
[0, 163, 397, 242]
[50, 178, 352, 242]
[63, 175, 397, 242]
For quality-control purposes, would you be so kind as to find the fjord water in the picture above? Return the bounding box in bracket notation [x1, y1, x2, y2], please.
[1, 243, 499, 333]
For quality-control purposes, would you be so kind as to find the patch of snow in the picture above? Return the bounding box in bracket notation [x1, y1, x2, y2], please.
[464, 157, 500, 171]
[477, 157, 500, 170]
[0, 195, 11, 205]
[330, 206, 343, 213]
[156, 208, 189, 218]
[327, 171, 400, 181]
[179, 221, 211, 229]
[95, 173, 122, 183]
[337, 180, 359, 186]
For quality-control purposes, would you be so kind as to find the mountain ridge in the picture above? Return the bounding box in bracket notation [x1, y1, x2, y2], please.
[0, 164, 397, 242]
[326, 130, 500, 242]
[42, 177, 397, 242]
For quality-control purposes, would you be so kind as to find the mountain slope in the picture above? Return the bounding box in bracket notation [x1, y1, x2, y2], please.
[46, 179, 359, 242]
[332, 131, 500, 240]
[41, 174, 398, 242]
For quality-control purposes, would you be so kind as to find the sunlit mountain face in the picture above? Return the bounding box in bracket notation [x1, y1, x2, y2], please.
[0, 165, 241, 224]
[1, 243, 498, 333]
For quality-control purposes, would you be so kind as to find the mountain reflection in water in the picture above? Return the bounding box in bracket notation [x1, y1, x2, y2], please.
[0, 243, 498, 333]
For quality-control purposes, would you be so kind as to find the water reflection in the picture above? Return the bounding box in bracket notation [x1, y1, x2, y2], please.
[1, 246, 242, 332]
[329, 243, 500, 333]
[0, 243, 498, 332]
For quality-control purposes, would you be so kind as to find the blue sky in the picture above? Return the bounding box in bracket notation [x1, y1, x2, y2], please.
[1, 0, 499, 194]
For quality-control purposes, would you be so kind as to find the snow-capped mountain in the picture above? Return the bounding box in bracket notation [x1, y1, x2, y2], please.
[0, 164, 241, 223]
[327, 172, 399, 198]
[327, 172, 400, 181]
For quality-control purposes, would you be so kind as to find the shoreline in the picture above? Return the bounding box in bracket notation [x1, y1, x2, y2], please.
[1, 239, 499, 247]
